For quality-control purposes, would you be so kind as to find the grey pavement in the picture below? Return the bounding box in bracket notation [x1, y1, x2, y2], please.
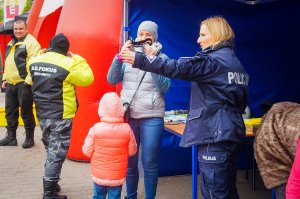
[0, 92, 272, 199]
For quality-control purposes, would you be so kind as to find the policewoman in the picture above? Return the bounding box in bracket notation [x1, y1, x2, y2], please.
[120, 16, 249, 199]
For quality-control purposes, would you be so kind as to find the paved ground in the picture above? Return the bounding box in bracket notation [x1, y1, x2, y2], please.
[0, 92, 272, 199]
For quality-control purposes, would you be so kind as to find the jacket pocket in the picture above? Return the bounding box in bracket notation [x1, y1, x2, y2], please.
[187, 108, 203, 121]
[198, 151, 228, 190]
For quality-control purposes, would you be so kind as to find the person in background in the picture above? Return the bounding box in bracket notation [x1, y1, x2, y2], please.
[254, 102, 300, 199]
[286, 138, 300, 199]
[82, 92, 137, 199]
[0, 19, 41, 148]
[107, 21, 170, 199]
[120, 16, 249, 199]
[25, 33, 94, 199]
[0, 53, 3, 88]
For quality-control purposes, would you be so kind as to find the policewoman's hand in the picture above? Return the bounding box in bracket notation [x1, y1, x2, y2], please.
[120, 49, 136, 65]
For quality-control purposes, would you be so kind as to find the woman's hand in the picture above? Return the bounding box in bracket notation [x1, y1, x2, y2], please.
[120, 40, 133, 54]
[120, 49, 136, 65]
[143, 43, 156, 56]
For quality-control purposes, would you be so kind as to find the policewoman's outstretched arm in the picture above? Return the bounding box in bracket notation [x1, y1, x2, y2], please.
[121, 48, 214, 82]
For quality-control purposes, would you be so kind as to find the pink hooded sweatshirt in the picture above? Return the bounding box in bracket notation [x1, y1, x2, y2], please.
[82, 92, 137, 186]
[286, 138, 300, 199]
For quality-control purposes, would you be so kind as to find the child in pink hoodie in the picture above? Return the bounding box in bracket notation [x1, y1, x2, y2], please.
[82, 92, 137, 199]
[286, 138, 300, 199]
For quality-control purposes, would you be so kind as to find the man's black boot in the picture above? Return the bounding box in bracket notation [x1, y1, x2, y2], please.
[0, 130, 17, 146]
[43, 180, 67, 199]
[22, 131, 34, 148]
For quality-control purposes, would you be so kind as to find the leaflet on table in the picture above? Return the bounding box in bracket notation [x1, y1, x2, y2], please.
[164, 114, 187, 124]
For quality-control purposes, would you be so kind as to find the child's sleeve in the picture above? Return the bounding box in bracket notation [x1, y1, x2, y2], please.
[128, 129, 137, 157]
[82, 127, 95, 158]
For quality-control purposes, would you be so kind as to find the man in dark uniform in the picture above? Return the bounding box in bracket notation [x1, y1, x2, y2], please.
[26, 33, 94, 199]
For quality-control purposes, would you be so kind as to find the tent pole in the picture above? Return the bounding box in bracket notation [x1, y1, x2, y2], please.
[122, 0, 130, 44]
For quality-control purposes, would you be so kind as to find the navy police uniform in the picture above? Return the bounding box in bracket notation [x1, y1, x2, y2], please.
[132, 42, 249, 199]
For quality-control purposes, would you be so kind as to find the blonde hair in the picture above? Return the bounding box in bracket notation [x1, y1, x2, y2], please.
[201, 16, 235, 48]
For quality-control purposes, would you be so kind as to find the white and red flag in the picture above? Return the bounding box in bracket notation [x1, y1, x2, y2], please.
[3, 0, 21, 26]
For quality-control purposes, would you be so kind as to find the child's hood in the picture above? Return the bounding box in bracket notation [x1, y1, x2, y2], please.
[98, 92, 124, 122]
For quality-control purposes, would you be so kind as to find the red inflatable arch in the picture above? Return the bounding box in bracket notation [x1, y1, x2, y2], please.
[27, 0, 121, 161]
[26, 0, 44, 35]
[56, 0, 121, 161]
[27, 0, 63, 48]
[0, 34, 11, 66]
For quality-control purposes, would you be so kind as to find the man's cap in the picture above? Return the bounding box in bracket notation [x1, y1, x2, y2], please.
[49, 33, 70, 55]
